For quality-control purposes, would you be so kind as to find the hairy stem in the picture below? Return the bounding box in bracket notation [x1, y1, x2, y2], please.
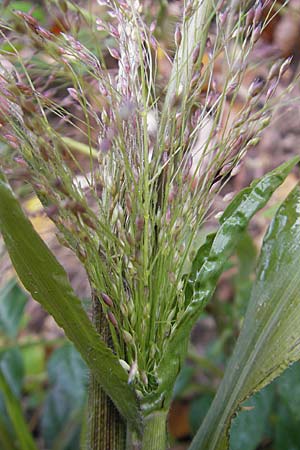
[141, 412, 168, 450]
[87, 295, 126, 450]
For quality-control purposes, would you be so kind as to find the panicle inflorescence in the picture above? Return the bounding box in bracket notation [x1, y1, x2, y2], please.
[0, 0, 295, 393]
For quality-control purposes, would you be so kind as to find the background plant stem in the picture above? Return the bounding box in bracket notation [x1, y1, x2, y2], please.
[87, 295, 126, 450]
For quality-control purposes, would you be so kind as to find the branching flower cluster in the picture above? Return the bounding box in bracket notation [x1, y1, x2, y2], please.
[0, 0, 293, 396]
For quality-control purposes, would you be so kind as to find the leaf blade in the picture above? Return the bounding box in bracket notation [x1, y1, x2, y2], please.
[42, 344, 87, 450]
[0, 279, 28, 338]
[189, 183, 300, 450]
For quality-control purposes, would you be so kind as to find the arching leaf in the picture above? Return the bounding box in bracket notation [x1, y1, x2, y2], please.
[189, 184, 300, 450]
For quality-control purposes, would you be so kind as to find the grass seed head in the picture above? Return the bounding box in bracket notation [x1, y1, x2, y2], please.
[0, 0, 295, 394]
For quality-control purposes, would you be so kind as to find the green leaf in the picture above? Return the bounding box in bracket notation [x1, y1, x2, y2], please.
[190, 394, 214, 435]
[229, 384, 274, 450]
[234, 232, 257, 316]
[277, 361, 300, 422]
[0, 279, 28, 338]
[48, 344, 87, 407]
[274, 402, 300, 450]
[0, 417, 18, 450]
[0, 173, 141, 432]
[42, 344, 87, 450]
[22, 343, 45, 380]
[0, 370, 37, 450]
[189, 183, 300, 450]
[0, 347, 25, 438]
[146, 159, 298, 415]
[0, 347, 24, 398]
[184, 232, 217, 303]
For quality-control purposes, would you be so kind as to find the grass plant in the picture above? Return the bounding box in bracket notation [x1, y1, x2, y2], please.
[0, 1, 300, 449]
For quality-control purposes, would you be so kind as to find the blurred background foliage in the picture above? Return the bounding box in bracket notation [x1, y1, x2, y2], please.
[1, 0, 300, 449]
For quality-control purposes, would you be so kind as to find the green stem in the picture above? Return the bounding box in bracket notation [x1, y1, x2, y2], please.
[61, 136, 98, 159]
[141, 412, 168, 450]
[87, 295, 126, 450]
[126, 425, 141, 450]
